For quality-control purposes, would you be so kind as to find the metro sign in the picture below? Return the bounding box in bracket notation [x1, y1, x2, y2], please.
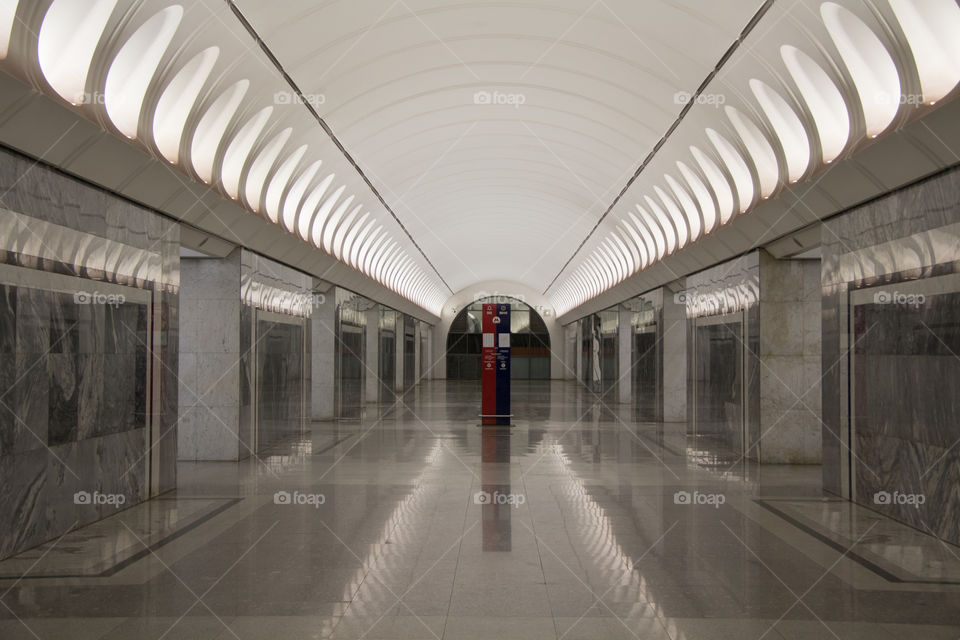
[481, 303, 511, 426]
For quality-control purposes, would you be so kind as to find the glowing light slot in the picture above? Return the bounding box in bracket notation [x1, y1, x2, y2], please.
[616, 226, 642, 273]
[222, 106, 273, 199]
[603, 240, 626, 282]
[332, 205, 363, 259]
[644, 196, 678, 255]
[597, 250, 617, 287]
[690, 145, 734, 224]
[725, 107, 778, 198]
[344, 214, 373, 266]
[245, 127, 292, 211]
[750, 79, 810, 182]
[781, 46, 850, 163]
[626, 215, 655, 268]
[153, 46, 219, 163]
[281, 159, 322, 233]
[104, 6, 183, 138]
[191, 80, 249, 183]
[38, 0, 117, 104]
[888, 0, 960, 104]
[654, 186, 690, 249]
[265, 144, 307, 223]
[677, 160, 717, 234]
[371, 241, 397, 281]
[632, 208, 665, 260]
[298, 174, 335, 240]
[309, 185, 346, 247]
[321, 195, 356, 253]
[665, 174, 702, 242]
[706, 129, 754, 212]
[358, 227, 385, 275]
[821, 2, 900, 137]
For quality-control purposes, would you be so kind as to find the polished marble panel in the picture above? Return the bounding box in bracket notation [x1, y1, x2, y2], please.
[822, 165, 960, 544]
[0, 147, 179, 561]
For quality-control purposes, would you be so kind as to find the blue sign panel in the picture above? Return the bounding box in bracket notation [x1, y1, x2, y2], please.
[495, 304, 510, 425]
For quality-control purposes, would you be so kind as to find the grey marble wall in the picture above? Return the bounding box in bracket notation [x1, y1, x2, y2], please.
[0, 146, 179, 561]
[822, 164, 960, 545]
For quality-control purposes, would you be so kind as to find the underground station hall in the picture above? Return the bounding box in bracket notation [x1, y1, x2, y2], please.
[1, 1, 960, 638]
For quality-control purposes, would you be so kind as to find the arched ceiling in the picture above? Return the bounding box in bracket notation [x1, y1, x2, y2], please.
[232, 0, 766, 294]
[2, 0, 958, 320]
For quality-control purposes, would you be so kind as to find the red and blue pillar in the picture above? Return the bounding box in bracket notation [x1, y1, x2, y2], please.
[481, 303, 511, 426]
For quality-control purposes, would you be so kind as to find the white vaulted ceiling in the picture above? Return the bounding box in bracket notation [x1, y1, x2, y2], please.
[232, 0, 765, 294]
[2, 0, 959, 320]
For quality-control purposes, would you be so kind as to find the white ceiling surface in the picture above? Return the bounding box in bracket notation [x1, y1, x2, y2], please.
[234, 0, 766, 294]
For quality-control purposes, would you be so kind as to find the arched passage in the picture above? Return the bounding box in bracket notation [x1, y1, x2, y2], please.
[446, 296, 551, 380]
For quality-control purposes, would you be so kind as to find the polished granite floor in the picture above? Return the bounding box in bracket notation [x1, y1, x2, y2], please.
[1, 380, 958, 639]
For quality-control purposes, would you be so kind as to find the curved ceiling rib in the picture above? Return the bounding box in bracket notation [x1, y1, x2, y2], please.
[546, 0, 960, 316]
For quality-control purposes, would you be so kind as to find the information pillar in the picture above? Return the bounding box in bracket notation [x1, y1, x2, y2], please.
[480, 303, 511, 426]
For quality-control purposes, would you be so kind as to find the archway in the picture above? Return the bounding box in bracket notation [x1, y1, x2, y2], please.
[445, 296, 551, 380]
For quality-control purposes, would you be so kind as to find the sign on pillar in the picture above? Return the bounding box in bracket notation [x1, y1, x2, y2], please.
[481, 303, 511, 426]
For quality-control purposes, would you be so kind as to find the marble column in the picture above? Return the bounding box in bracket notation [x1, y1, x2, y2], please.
[178, 249, 242, 461]
[395, 316, 405, 392]
[662, 288, 687, 423]
[365, 307, 379, 402]
[618, 305, 631, 404]
[758, 252, 822, 463]
[414, 321, 422, 386]
[311, 280, 336, 420]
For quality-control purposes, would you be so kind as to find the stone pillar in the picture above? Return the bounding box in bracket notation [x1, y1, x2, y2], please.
[423, 323, 434, 380]
[618, 305, 632, 404]
[662, 287, 687, 424]
[414, 321, 422, 386]
[178, 249, 242, 460]
[365, 306, 379, 402]
[395, 315, 405, 392]
[311, 281, 336, 420]
[758, 252, 822, 463]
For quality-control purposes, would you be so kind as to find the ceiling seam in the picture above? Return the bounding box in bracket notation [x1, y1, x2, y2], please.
[540, 0, 775, 296]
[225, 0, 455, 295]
